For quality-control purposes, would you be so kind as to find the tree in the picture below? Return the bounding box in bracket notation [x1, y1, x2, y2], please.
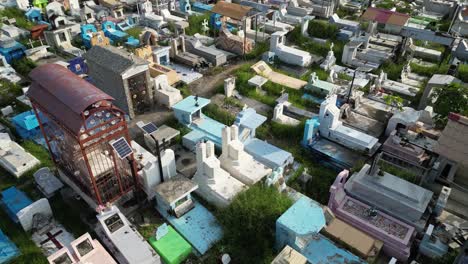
[383, 94, 404, 112]
[431, 83, 468, 127]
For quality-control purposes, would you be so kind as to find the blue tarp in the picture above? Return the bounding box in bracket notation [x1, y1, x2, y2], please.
[0, 229, 20, 264]
[0, 187, 32, 223]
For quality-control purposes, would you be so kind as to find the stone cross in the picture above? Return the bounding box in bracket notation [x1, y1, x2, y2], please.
[202, 19, 209, 35]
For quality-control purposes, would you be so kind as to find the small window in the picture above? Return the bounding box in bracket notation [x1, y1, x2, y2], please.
[58, 19, 66, 26]
[76, 238, 94, 257]
[58, 32, 67, 42]
[86, 13, 92, 19]
[52, 252, 73, 264]
[175, 196, 189, 207]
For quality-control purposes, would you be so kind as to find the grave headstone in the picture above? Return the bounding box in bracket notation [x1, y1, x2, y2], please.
[1, 105, 13, 116]
[155, 223, 169, 240]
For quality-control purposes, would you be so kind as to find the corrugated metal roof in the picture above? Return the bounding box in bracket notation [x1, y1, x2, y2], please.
[84, 45, 148, 74]
[361, 7, 409, 27]
[211, 1, 252, 20]
[27, 64, 114, 135]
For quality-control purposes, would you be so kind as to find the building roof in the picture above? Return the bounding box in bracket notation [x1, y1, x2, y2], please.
[211, 1, 253, 20]
[172, 95, 210, 114]
[83, 45, 147, 74]
[361, 7, 410, 27]
[276, 196, 325, 235]
[27, 64, 115, 135]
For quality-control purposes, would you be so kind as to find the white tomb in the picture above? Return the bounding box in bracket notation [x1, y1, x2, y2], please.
[19, 198, 76, 257]
[224, 76, 235, 98]
[154, 75, 183, 108]
[132, 140, 176, 200]
[319, 95, 380, 155]
[270, 31, 312, 67]
[272, 103, 300, 126]
[95, 205, 161, 264]
[220, 125, 272, 186]
[0, 133, 40, 178]
[193, 141, 246, 208]
[320, 43, 336, 71]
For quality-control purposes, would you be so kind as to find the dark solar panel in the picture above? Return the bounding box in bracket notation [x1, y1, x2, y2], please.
[141, 122, 158, 134]
[111, 137, 133, 159]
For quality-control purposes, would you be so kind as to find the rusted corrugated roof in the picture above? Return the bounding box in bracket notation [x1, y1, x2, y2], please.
[211, 1, 252, 20]
[27, 64, 114, 135]
[361, 7, 409, 27]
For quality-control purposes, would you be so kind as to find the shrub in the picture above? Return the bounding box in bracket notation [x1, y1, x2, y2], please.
[217, 185, 293, 264]
[307, 20, 339, 39]
[125, 27, 143, 39]
[185, 13, 211, 36]
[457, 64, 468, 83]
[0, 7, 35, 30]
[11, 57, 37, 77]
[430, 83, 468, 128]
[409, 62, 449, 77]
[0, 80, 23, 106]
[378, 60, 404, 81]
[203, 104, 235, 125]
[245, 41, 269, 60]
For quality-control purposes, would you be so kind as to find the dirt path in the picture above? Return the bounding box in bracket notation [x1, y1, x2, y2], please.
[189, 60, 254, 97]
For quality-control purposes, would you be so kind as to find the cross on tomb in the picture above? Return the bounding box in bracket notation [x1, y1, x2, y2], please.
[40, 230, 64, 250]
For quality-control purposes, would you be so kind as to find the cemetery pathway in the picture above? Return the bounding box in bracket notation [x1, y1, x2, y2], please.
[190, 60, 255, 97]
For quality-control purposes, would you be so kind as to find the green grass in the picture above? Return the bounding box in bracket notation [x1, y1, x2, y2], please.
[0, 80, 23, 106]
[379, 162, 418, 183]
[203, 104, 235, 125]
[223, 97, 243, 108]
[378, 60, 404, 81]
[177, 84, 191, 98]
[185, 13, 211, 36]
[11, 57, 37, 78]
[457, 64, 468, 83]
[245, 41, 269, 60]
[409, 62, 449, 77]
[125, 27, 144, 39]
[307, 19, 339, 40]
[0, 7, 35, 30]
[216, 185, 293, 264]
